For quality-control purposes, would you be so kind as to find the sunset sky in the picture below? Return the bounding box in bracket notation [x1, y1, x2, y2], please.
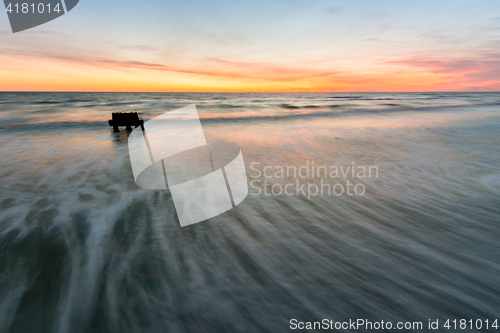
[1, 0, 500, 92]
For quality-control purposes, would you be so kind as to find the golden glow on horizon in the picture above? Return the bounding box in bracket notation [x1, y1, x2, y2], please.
[0, 50, 498, 92]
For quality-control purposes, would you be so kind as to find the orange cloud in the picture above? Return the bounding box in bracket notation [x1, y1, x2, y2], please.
[386, 53, 500, 90]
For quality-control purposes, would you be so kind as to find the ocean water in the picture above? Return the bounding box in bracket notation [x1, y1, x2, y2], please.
[0, 92, 499, 332]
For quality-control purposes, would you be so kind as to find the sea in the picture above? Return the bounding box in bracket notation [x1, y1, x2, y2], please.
[0, 92, 499, 332]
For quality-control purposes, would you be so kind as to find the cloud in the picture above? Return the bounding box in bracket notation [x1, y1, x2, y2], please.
[327, 7, 342, 14]
[0, 46, 342, 83]
[117, 44, 160, 52]
[387, 53, 500, 87]
[97, 58, 345, 83]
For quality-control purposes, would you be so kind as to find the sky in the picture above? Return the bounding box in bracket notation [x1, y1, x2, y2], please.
[1, 0, 500, 92]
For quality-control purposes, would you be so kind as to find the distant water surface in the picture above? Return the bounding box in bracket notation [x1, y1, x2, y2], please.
[0, 92, 499, 332]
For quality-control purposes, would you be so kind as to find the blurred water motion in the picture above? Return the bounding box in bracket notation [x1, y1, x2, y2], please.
[0, 92, 499, 332]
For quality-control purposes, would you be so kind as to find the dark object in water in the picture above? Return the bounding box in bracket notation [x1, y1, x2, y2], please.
[108, 112, 144, 132]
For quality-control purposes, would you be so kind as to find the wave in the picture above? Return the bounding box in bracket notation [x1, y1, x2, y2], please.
[1, 103, 494, 131]
[0, 121, 109, 132]
[326, 96, 362, 99]
[279, 104, 325, 109]
[0, 109, 374, 130]
[198, 104, 245, 109]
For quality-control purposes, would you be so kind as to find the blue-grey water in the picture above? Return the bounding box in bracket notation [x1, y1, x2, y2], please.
[0, 92, 499, 332]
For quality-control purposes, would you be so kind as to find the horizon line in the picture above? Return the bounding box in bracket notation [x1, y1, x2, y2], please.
[1, 91, 500, 93]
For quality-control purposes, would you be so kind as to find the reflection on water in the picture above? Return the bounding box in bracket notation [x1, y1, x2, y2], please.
[0, 92, 499, 332]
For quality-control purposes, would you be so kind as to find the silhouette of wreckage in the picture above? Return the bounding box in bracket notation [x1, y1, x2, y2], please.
[108, 112, 144, 132]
